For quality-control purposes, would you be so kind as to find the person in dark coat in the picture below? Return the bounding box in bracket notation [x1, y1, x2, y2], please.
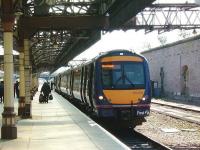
[50, 81, 54, 90]
[0, 81, 4, 103]
[14, 80, 20, 99]
[41, 82, 51, 102]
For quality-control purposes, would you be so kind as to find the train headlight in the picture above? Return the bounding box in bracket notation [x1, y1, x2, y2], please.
[142, 95, 149, 101]
[142, 97, 146, 101]
[98, 96, 104, 100]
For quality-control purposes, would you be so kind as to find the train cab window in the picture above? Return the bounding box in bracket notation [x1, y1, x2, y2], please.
[101, 62, 145, 89]
[102, 64, 122, 87]
[124, 63, 145, 85]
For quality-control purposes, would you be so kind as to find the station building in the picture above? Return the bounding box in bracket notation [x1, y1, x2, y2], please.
[142, 35, 200, 105]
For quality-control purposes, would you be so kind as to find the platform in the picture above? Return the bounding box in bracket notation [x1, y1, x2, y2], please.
[0, 92, 130, 150]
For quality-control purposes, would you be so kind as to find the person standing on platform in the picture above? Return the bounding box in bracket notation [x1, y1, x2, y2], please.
[41, 82, 51, 102]
[0, 81, 4, 103]
[14, 80, 20, 99]
[51, 81, 54, 90]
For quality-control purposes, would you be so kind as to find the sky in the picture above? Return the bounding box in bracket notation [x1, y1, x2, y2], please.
[74, 30, 181, 60]
[72, 28, 200, 62]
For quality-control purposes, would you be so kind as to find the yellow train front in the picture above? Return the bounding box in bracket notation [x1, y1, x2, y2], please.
[93, 50, 151, 126]
[55, 50, 151, 127]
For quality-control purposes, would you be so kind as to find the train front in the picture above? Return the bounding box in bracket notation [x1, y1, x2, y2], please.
[94, 50, 151, 126]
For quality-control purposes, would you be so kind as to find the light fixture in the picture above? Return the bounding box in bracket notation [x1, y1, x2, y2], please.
[53, 41, 59, 48]
[14, 8, 23, 17]
[14, 8, 23, 22]
[193, 29, 197, 34]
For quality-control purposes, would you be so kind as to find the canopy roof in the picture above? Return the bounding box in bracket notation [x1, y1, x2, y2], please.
[0, 0, 154, 72]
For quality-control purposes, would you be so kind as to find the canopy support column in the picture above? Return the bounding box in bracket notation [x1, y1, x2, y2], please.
[23, 39, 32, 118]
[1, 0, 17, 138]
[18, 50, 26, 116]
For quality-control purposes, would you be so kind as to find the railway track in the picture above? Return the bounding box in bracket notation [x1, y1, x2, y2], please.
[69, 100, 171, 149]
[152, 101, 200, 113]
[98, 122, 172, 150]
[151, 101, 200, 125]
[60, 94, 172, 150]
[131, 130, 172, 150]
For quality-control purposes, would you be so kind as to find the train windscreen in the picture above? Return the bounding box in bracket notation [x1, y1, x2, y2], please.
[101, 62, 145, 89]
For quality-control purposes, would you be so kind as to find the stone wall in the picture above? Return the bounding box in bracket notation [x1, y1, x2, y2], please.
[142, 35, 200, 103]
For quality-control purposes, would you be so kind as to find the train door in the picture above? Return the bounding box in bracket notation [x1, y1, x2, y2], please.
[61, 73, 67, 95]
[66, 73, 69, 95]
[58, 75, 61, 91]
[88, 63, 94, 108]
[91, 62, 96, 107]
[72, 68, 82, 100]
[54, 76, 59, 91]
[80, 67, 86, 104]
[83, 66, 89, 106]
[70, 70, 74, 98]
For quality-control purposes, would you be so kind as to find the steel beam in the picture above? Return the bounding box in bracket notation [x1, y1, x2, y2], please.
[108, 0, 155, 28]
[56, 31, 100, 66]
[23, 0, 99, 16]
[123, 3, 200, 32]
[20, 16, 109, 34]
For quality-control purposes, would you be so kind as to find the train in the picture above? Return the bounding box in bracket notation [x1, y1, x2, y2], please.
[55, 49, 151, 127]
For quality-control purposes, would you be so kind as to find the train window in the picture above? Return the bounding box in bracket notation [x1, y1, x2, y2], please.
[66, 74, 70, 89]
[124, 63, 145, 85]
[73, 69, 81, 91]
[101, 62, 145, 89]
[102, 63, 122, 88]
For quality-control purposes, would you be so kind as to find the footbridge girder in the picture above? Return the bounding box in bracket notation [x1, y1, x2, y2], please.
[123, 3, 200, 33]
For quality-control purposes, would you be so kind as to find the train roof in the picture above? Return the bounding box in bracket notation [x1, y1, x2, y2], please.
[57, 49, 147, 75]
[96, 49, 145, 60]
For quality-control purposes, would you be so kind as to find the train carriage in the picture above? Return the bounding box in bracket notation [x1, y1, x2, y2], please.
[55, 49, 151, 127]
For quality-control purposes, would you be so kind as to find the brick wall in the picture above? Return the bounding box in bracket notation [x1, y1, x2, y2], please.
[142, 35, 200, 101]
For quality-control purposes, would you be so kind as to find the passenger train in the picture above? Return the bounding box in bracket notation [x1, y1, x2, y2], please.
[55, 50, 151, 127]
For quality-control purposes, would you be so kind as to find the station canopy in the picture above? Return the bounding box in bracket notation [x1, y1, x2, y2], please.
[0, 0, 154, 72]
